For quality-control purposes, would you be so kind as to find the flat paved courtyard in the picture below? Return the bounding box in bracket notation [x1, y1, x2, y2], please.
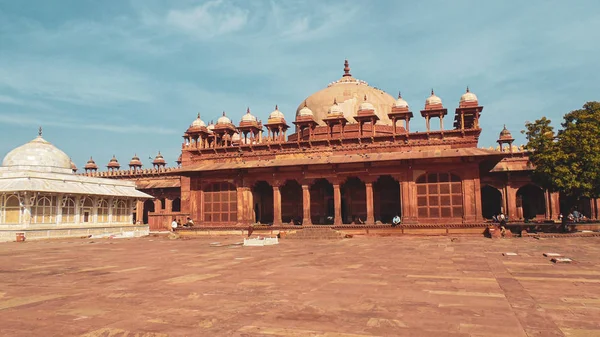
[1, 235, 600, 337]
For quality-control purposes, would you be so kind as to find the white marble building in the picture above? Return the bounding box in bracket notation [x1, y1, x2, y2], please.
[0, 130, 152, 242]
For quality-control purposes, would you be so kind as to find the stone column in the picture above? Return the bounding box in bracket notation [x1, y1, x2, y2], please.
[302, 184, 312, 226]
[333, 183, 342, 225]
[136, 200, 144, 224]
[365, 182, 375, 225]
[153, 199, 161, 213]
[273, 184, 282, 226]
[594, 198, 600, 220]
[165, 197, 173, 213]
[397, 172, 416, 224]
[506, 185, 518, 221]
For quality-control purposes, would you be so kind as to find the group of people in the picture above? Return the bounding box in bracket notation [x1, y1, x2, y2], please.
[559, 210, 587, 223]
[170, 217, 194, 231]
[491, 212, 507, 225]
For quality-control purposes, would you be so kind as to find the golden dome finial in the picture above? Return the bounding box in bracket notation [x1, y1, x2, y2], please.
[343, 59, 351, 77]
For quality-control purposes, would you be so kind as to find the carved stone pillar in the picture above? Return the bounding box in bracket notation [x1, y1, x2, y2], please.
[506, 185, 518, 221]
[135, 200, 143, 224]
[302, 184, 312, 226]
[153, 199, 161, 213]
[273, 184, 282, 226]
[333, 183, 342, 225]
[165, 198, 173, 213]
[365, 182, 375, 225]
[397, 172, 416, 224]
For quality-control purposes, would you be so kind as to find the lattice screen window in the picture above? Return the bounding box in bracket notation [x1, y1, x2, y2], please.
[203, 182, 237, 223]
[4, 195, 21, 223]
[416, 173, 463, 218]
[114, 200, 129, 222]
[32, 196, 57, 224]
[62, 197, 76, 223]
[97, 199, 109, 223]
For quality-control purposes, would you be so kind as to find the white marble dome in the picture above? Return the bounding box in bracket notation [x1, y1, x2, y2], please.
[359, 96, 375, 111]
[460, 87, 478, 103]
[393, 93, 409, 108]
[269, 106, 285, 119]
[2, 135, 72, 171]
[241, 108, 257, 122]
[192, 113, 206, 127]
[328, 100, 344, 116]
[426, 90, 442, 106]
[217, 112, 232, 125]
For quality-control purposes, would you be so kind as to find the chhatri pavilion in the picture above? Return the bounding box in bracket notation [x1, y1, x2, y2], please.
[81, 60, 599, 232]
[0, 129, 151, 242]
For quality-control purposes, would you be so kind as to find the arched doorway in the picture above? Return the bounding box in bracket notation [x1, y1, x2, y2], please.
[516, 184, 545, 220]
[374, 175, 401, 223]
[416, 173, 463, 220]
[143, 199, 155, 224]
[203, 182, 237, 223]
[172, 197, 181, 212]
[252, 181, 273, 224]
[481, 185, 502, 220]
[310, 179, 334, 224]
[281, 180, 302, 223]
[575, 197, 592, 219]
[341, 177, 366, 223]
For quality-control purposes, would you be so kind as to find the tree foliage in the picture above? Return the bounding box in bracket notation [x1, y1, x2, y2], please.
[523, 101, 600, 202]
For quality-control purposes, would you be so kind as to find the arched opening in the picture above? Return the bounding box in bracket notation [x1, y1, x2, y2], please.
[374, 175, 401, 223]
[97, 199, 109, 223]
[172, 197, 181, 212]
[114, 200, 129, 223]
[203, 182, 237, 223]
[516, 184, 545, 220]
[143, 199, 155, 224]
[281, 179, 302, 224]
[310, 179, 334, 224]
[61, 197, 76, 223]
[341, 177, 366, 223]
[481, 185, 502, 220]
[4, 195, 21, 224]
[575, 197, 592, 219]
[31, 196, 56, 224]
[252, 181, 273, 224]
[416, 173, 463, 219]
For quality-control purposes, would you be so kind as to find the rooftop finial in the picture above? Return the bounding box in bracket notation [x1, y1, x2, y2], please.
[222, 111, 225, 116]
[398, 91, 402, 99]
[197, 113, 200, 118]
[38, 126, 42, 137]
[431, 89, 435, 96]
[466, 86, 470, 93]
[246, 107, 250, 114]
[343, 59, 351, 77]
[275, 104, 278, 110]
[304, 100, 307, 107]
[333, 98, 338, 105]
[364, 94, 367, 101]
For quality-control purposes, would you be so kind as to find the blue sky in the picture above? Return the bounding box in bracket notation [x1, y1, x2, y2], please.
[1, 0, 599, 169]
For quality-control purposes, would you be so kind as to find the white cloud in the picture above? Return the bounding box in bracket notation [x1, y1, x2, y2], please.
[164, 0, 248, 38]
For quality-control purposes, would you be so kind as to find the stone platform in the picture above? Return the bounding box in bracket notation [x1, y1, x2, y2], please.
[2, 236, 600, 336]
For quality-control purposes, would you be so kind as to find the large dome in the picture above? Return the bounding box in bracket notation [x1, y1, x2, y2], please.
[2, 134, 72, 171]
[296, 60, 396, 125]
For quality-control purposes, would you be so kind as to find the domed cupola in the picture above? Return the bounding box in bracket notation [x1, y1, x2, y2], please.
[393, 92, 409, 110]
[2, 127, 73, 173]
[192, 113, 206, 127]
[106, 155, 121, 171]
[241, 107, 257, 123]
[499, 125, 513, 140]
[152, 151, 166, 170]
[207, 120, 215, 133]
[459, 87, 478, 108]
[497, 125, 515, 152]
[327, 99, 344, 116]
[216, 111, 232, 126]
[187, 113, 207, 134]
[268, 105, 286, 123]
[358, 95, 375, 112]
[70, 160, 77, 173]
[129, 154, 142, 171]
[84, 157, 98, 173]
[424, 89, 443, 110]
[298, 100, 314, 117]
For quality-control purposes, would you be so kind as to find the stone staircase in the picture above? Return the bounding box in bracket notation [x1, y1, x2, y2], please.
[282, 226, 345, 240]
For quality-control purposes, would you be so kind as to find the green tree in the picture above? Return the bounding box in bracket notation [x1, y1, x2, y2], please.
[523, 101, 600, 229]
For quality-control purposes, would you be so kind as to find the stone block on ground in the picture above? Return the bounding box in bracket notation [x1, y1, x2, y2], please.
[543, 253, 562, 257]
[551, 257, 572, 263]
[503, 252, 518, 256]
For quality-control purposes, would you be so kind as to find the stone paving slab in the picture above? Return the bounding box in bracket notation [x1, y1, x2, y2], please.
[1, 236, 600, 336]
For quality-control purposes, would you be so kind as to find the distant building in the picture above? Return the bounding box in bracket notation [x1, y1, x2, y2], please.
[0, 129, 151, 242]
[82, 61, 599, 230]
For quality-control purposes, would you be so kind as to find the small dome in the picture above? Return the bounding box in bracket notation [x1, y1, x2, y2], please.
[358, 95, 375, 111]
[425, 89, 442, 107]
[207, 121, 215, 133]
[107, 155, 120, 168]
[70, 160, 77, 172]
[217, 112, 232, 125]
[298, 101, 314, 117]
[2, 131, 72, 171]
[84, 157, 98, 170]
[241, 108, 257, 122]
[191, 113, 206, 127]
[499, 125, 513, 139]
[460, 87, 478, 103]
[232, 133, 241, 141]
[129, 154, 142, 167]
[328, 99, 343, 116]
[393, 92, 409, 108]
[153, 151, 166, 165]
[269, 105, 285, 119]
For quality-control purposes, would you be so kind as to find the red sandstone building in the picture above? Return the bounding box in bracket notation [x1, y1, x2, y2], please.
[82, 61, 600, 231]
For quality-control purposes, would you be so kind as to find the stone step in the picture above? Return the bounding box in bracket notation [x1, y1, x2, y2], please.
[282, 227, 344, 240]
